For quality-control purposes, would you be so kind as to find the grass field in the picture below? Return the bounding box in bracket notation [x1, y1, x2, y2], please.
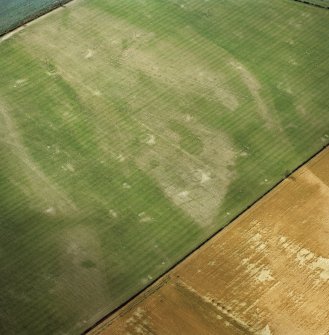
[0, 0, 329, 334]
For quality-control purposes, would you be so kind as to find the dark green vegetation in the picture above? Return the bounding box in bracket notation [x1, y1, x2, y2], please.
[0, 0, 328, 334]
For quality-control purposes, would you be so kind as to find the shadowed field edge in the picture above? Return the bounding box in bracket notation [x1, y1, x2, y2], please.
[0, 0, 73, 37]
[291, 0, 329, 9]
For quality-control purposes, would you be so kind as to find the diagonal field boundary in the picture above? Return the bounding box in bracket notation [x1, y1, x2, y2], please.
[1, 0, 328, 39]
[291, 0, 329, 9]
[82, 141, 329, 335]
[87, 145, 329, 335]
[0, 0, 72, 37]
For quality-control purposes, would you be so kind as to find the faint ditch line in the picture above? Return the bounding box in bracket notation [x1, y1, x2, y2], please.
[229, 60, 280, 130]
[0, 105, 77, 212]
[176, 280, 255, 334]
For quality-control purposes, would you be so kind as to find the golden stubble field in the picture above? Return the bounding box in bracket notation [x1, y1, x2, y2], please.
[90, 147, 329, 335]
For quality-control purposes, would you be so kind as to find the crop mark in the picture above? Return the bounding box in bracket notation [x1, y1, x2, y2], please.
[0, 103, 77, 213]
[176, 280, 255, 334]
[135, 118, 209, 169]
[135, 117, 235, 226]
[230, 60, 279, 129]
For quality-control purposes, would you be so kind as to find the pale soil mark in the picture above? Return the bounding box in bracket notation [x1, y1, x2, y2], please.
[230, 60, 278, 128]
[13, 78, 28, 88]
[257, 325, 273, 335]
[279, 236, 329, 282]
[109, 209, 118, 218]
[145, 134, 156, 145]
[135, 117, 235, 226]
[135, 118, 209, 170]
[85, 49, 94, 59]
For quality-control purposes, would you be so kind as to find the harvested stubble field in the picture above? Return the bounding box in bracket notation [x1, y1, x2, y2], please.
[90, 147, 329, 335]
[0, 0, 329, 334]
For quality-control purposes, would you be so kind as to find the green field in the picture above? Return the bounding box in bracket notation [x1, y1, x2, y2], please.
[0, 0, 329, 334]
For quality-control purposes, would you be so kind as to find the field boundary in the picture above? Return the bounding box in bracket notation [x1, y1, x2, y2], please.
[83, 141, 329, 335]
[0, 0, 73, 38]
[89, 145, 329, 335]
[1, 0, 328, 39]
[291, 0, 329, 9]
